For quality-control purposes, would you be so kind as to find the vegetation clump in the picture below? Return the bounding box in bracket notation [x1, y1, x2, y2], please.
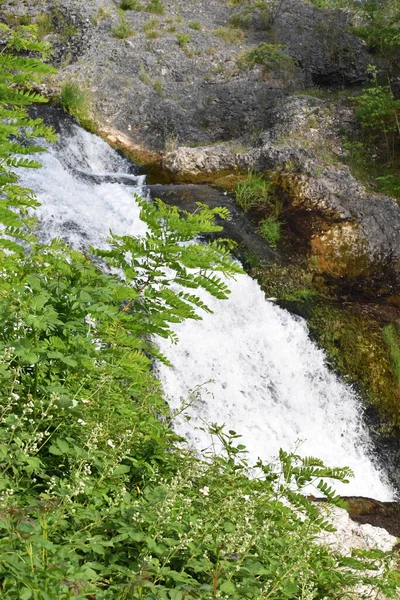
[176, 33, 191, 47]
[120, 0, 165, 15]
[259, 215, 281, 245]
[238, 42, 297, 74]
[112, 10, 135, 38]
[235, 171, 272, 211]
[214, 26, 245, 44]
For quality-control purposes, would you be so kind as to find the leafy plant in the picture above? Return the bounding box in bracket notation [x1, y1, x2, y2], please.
[0, 23, 56, 253]
[228, 10, 252, 30]
[59, 80, 88, 119]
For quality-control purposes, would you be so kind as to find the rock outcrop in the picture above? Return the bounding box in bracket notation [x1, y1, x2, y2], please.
[164, 95, 400, 276]
[0, 0, 371, 148]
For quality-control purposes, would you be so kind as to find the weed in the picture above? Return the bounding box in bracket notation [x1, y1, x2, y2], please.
[146, 0, 165, 14]
[153, 78, 164, 96]
[120, 0, 142, 9]
[189, 21, 202, 31]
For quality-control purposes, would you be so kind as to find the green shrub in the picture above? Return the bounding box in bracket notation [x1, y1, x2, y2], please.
[235, 171, 272, 211]
[215, 26, 245, 44]
[239, 42, 297, 73]
[355, 82, 400, 141]
[120, 0, 164, 13]
[4, 13, 32, 27]
[228, 10, 252, 30]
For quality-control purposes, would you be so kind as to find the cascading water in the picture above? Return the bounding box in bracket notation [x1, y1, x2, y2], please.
[19, 118, 395, 501]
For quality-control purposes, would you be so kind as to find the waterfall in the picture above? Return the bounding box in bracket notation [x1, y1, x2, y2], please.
[18, 119, 394, 501]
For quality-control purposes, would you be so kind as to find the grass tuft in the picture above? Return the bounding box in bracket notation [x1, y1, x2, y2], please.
[235, 171, 272, 211]
[214, 26, 244, 44]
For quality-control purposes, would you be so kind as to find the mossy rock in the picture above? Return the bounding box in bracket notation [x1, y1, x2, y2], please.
[308, 303, 400, 431]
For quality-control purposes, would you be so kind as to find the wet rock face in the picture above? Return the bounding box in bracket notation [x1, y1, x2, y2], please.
[339, 497, 400, 540]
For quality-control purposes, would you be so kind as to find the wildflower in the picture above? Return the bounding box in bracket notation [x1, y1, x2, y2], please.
[81, 399, 90, 404]
[107, 439, 115, 448]
[199, 486, 209, 496]
[10, 392, 20, 400]
[84, 314, 96, 328]
[77, 418, 87, 426]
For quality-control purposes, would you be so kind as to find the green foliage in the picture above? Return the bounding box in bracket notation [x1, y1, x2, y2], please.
[0, 23, 56, 253]
[259, 215, 281, 245]
[238, 42, 297, 73]
[235, 171, 272, 211]
[145, 0, 165, 15]
[228, 9, 252, 30]
[120, 0, 142, 9]
[307, 0, 399, 55]
[351, 0, 400, 54]
[355, 77, 400, 143]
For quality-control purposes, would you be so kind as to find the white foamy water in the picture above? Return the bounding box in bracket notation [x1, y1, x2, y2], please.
[18, 120, 394, 501]
[19, 124, 147, 247]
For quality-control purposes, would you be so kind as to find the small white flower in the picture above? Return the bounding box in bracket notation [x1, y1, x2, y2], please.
[107, 439, 115, 448]
[84, 314, 96, 328]
[81, 399, 90, 404]
[77, 418, 87, 426]
[199, 486, 209, 496]
[10, 392, 20, 400]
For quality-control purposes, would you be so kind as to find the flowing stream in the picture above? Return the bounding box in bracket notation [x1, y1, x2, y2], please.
[19, 118, 395, 501]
